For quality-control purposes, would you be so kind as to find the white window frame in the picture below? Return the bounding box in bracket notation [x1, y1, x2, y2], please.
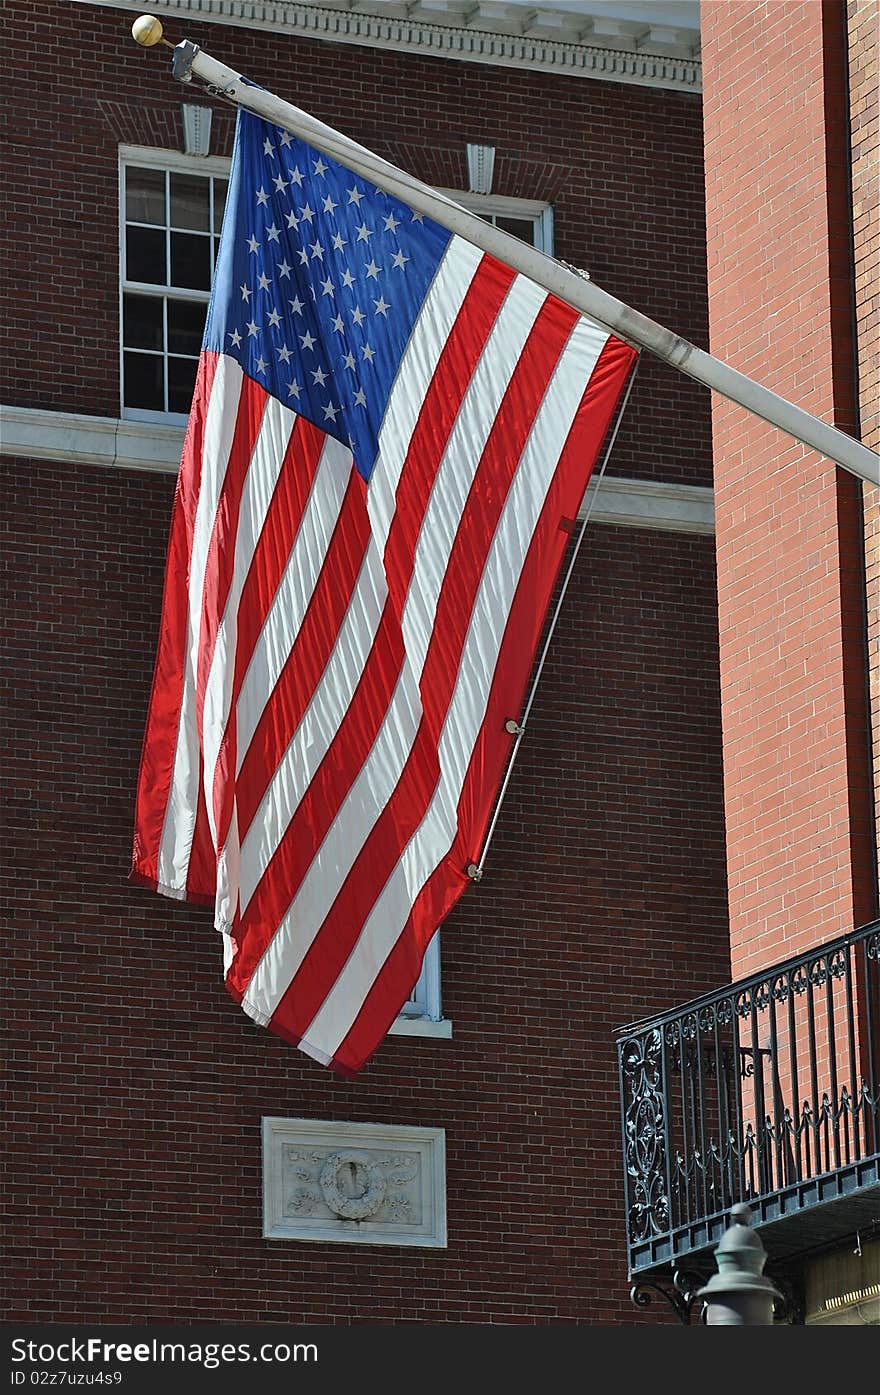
[436, 189, 554, 254]
[118, 144, 231, 425]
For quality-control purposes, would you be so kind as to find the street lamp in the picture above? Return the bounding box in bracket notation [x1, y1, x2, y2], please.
[697, 1203, 783, 1325]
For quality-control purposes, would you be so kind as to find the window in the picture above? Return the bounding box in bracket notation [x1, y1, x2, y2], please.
[438, 190, 554, 254]
[119, 147, 230, 421]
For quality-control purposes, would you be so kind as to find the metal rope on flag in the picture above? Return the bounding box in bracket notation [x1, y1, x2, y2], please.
[470, 361, 640, 881]
[130, 54, 641, 1074]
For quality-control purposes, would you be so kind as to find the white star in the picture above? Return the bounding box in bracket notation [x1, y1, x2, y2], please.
[310, 240, 325, 260]
[256, 186, 269, 206]
[289, 295, 305, 314]
[255, 355, 267, 373]
[279, 131, 292, 148]
[411, 211, 424, 222]
[331, 313, 345, 332]
[331, 232, 348, 252]
[355, 222, 373, 243]
[247, 235, 260, 254]
[341, 268, 355, 289]
[246, 319, 259, 337]
[383, 212, 401, 233]
[268, 307, 282, 327]
[320, 276, 335, 296]
[240, 283, 251, 301]
[299, 202, 315, 223]
[266, 223, 281, 242]
[263, 138, 275, 157]
[373, 295, 390, 316]
[364, 259, 381, 279]
[258, 272, 271, 291]
[323, 194, 338, 214]
[289, 165, 304, 185]
[277, 259, 292, 278]
[288, 378, 301, 398]
[354, 387, 367, 407]
[351, 306, 365, 326]
[312, 366, 328, 386]
[343, 351, 356, 371]
[277, 344, 292, 362]
[313, 157, 329, 177]
[347, 185, 364, 206]
[285, 209, 299, 229]
[299, 330, 317, 351]
[361, 343, 376, 363]
[392, 250, 409, 270]
[322, 401, 338, 421]
[298, 249, 309, 266]
[273, 174, 288, 193]
[228, 329, 242, 347]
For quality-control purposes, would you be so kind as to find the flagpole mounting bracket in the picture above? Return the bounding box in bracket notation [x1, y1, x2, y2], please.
[466, 863, 483, 883]
[171, 39, 200, 83]
[504, 719, 524, 736]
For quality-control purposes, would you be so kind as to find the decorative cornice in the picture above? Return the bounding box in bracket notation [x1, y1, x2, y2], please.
[1, 404, 715, 534]
[98, 0, 701, 93]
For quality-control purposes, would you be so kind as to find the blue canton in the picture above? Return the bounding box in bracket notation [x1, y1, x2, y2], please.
[204, 111, 453, 481]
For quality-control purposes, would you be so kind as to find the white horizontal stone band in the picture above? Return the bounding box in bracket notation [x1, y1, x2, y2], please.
[1, 405, 715, 535]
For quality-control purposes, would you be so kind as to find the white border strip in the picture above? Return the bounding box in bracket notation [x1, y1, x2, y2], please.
[1, 404, 715, 534]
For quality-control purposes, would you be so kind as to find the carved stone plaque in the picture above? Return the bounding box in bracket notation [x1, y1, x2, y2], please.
[262, 1118, 447, 1247]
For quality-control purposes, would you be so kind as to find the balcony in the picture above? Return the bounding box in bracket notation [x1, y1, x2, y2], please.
[616, 919, 880, 1317]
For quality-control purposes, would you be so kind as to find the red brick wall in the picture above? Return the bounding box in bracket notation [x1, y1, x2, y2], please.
[3, 451, 727, 1323]
[701, 0, 877, 976]
[848, 0, 880, 881]
[3, 2, 730, 1323]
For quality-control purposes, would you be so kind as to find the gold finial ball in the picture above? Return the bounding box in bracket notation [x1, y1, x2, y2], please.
[132, 14, 164, 46]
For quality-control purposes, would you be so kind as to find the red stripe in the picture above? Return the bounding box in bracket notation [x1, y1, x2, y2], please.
[234, 464, 370, 841]
[212, 415, 326, 854]
[266, 293, 581, 1046]
[131, 350, 218, 891]
[226, 600, 405, 995]
[381, 254, 515, 619]
[334, 335, 638, 1074]
[194, 374, 267, 760]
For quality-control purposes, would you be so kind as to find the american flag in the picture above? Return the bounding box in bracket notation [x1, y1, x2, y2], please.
[131, 108, 637, 1075]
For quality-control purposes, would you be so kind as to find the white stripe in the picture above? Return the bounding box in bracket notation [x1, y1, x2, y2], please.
[239, 273, 545, 1023]
[156, 355, 243, 892]
[301, 317, 610, 1058]
[235, 433, 353, 769]
[399, 274, 547, 680]
[201, 395, 295, 848]
[237, 533, 389, 915]
[367, 236, 482, 562]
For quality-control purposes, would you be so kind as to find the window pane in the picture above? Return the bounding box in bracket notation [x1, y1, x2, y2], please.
[168, 356, 199, 413]
[168, 299, 207, 356]
[495, 215, 537, 245]
[213, 179, 228, 229]
[123, 293, 164, 351]
[126, 225, 167, 285]
[170, 173, 210, 232]
[170, 231, 211, 290]
[124, 351, 164, 410]
[126, 167, 166, 226]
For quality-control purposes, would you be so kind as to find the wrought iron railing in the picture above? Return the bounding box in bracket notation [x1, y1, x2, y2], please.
[617, 919, 880, 1275]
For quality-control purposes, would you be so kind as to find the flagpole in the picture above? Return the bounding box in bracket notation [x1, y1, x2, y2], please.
[151, 33, 879, 487]
[468, 363, 640, 882]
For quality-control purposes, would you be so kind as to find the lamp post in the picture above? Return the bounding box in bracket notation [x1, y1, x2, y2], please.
[697, 1203, 783, 1325]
